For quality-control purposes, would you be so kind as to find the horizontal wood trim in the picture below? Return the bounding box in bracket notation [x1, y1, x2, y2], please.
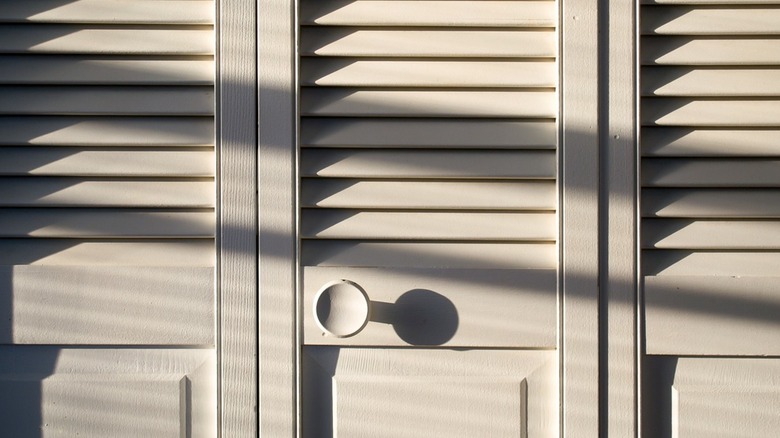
[0, 178, 214, 207]
[302, 267, 557, 347]
[642, 99, 780, 126]
[0, 265, 214, 345]
[641, 0, 780, 4]
[300, 59, 555, 88]
[0, 209, 215, 238]
[0, 1, 214, 24]
[301, 149, 556, 179]
[0, 26, 214, 55]
[301, 89, 555, 118]
[0, 56, 214, 85]
[0, 86, 213, 116]
[301, 241, 556, 269]
[300, 1, 556, 27]
[643, 219, 780, 249]
[0, 239, 214, 266]
[301, 211, 556, 240]
[642, 128, 780, 156]
[642, 38, 780, 65]
[643, 189, 780, 217]
[644, 275, 780, 355]
[642, 159, 780, 187]
[0, 148, 214, 176]
[0, 116, 214, 146]
[300, 28, 556, 58]
[643, 250, 780, 276]
[301, 118, 556, 148]
[301, 179, 556, 210]
[642, 68, 780, 97]
[642, 6, 780, 35]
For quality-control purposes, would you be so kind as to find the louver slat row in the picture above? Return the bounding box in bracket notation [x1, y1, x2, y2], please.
[641, 1, 780, 355]
[0, 2, 215, 345]
[300, 0, 558, 347]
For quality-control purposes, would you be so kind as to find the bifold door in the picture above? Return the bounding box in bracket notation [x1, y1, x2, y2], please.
[298, 1, 561, 436]
[0, 2, 217, 436]
[640, 1, 780, 436]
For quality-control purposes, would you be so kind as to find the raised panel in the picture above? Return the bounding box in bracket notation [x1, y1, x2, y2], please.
[303, 348, 557, 438]
[303, 267, 556, 347]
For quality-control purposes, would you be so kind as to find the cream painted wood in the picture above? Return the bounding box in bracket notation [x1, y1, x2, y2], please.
[0, 57, 213, 85]
[0, 348, 215, 437]
[302, 118, 556, 148]
[300, 1, 556, 27]
[644, 251, 780, 276]
[301, 150, 555, 179]
[301, 29, 556, 57]
[0, 117, 213, 146]
[0, 179, 215, 207]
[301, 180, 556, 210]
[642, 0, 780, 3]
[643, 357, 780, 437]
[302, 348, 558, 438]
[301, 60, 555, 88]
[642, 128, 780, 156]
[642, 38, 780, 65]
[1, 266, 214, 344]
[0, 1, 214, 24]
[0, 149, 214, 176]
[642, 189, 780, 217]
[645, 276, 780, 355]
[643, 159, 780, 187]
[0, 240, 214, 266]
[642, 68, 780, 96]
[0, 26, 214, 54]
[302, 241, 557, 269]
[642, 7, 780, 34]
[0, 86, 213, 115]
[303, 267, 556, 348]
[643, 99, 780, 126]
[643, 219, 780, 249]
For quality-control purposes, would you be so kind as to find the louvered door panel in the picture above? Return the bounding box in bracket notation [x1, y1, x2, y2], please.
[0, 1, 216, 435]
[300, 0, 558, 348]
[641, 2, 780, 436]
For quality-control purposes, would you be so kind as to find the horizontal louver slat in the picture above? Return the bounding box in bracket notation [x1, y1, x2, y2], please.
[642, 99, 780, 126]
[643, 189, 780, 217]
[642, 159, 780, 187]
[642, 7, 780, 35]
[642, 68, 780, 97]
[642, 38, 780, 65]
[643, 251, 780, 276]
[0, 1, 214, 24]
[300, 1, 556, 27]
[642, 128, 780, 156]
[643, 219, 780, 249]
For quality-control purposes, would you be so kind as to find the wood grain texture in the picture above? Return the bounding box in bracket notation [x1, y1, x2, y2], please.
[300, 0, 556, 27]
[220, 0, 259, 435]
[0, 266, 214, 344]
[561, 0, 600, 435]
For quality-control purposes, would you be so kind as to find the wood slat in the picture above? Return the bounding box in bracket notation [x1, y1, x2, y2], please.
[0, 86, 213, 116]
[643, 189, 780, 217]
[0, 178, 214, 207]
[301, 179, 556, 210]
[643, 250, 780, 276]
[301, 241, 556, 269]
[301, 118, 556, 148]
[300, 28, 556, 58]
[300, 1, 556, 27]
[0, 265, 214, 345]
[642, 0, 780, 4]
[301, 89, 555, 118]
[642, 128, 780, 156]
[301, 149, 556, 179]
[303, 267, 557, 347]
[643, 99, 780, 126]
[0, 148, 214, 176]
[644, 276, 780, 355]
[642, 68, 780, 96]
[643, 159, 780, 187]
[0, 56, 214, 85]
[643, 219, 780, 249]
[300, 59, 555, 88]
[642, 38, 780, 65]
[642, 7, 780, 35]
[0, 117, 214, 146]
[0, 209, 214, 238]
[0, 239, 214, 265]
[0, 26, 214, 55]
[301, 211, 555, 240]
[0, 1, 214, 24]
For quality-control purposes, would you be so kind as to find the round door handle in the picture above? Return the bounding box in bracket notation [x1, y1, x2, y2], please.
[313, 280, 371, 338]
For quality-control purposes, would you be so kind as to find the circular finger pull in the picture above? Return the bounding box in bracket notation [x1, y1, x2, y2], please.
[313, 280, 370, 338]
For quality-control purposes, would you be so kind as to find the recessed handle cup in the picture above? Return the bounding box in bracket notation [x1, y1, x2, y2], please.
[313, 280, 371, 338]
